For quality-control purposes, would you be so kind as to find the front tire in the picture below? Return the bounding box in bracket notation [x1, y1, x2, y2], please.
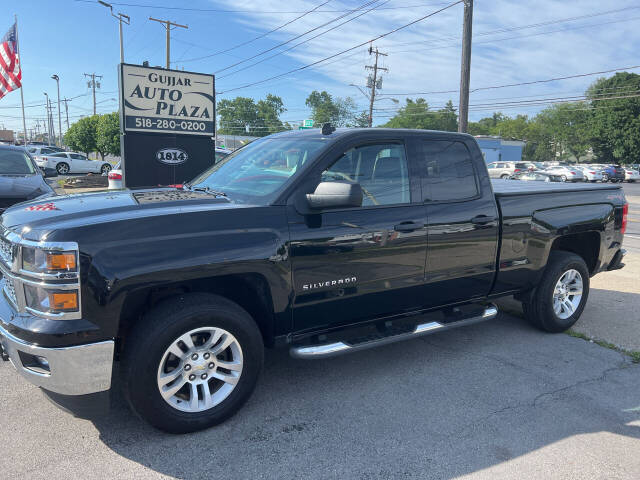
[522, 251, 589, 333]
[101, 164, 112, 175]
[121, 293, 264, 433]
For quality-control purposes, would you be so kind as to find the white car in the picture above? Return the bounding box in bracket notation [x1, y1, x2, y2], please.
[543, 166, 585, 182]
[575, 166, 603, 182]
[108, 161, 123, 189]
[35, 151, 112, 175]
[624, 168, 640, 182]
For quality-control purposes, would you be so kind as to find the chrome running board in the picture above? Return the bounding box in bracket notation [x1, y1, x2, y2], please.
[290, 304, 498, 359]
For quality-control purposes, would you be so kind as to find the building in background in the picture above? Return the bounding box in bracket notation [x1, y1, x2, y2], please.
[475, 136, 525, 163]
[0, 129, 15, 144]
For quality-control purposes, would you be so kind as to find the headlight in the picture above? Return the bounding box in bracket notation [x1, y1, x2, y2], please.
[22, 247, 77, 274]
[23, 284, 79, 314]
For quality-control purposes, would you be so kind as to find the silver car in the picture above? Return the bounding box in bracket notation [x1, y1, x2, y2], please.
[575, 166, 603, 182]
[543, 165, 585, 182]
[486, 161, 531, 179]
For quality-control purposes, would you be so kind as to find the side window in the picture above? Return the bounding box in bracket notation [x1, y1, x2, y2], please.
[70, 154, 85, 160]
[321, 143, 410, 206]
[420, 140, 479, 202]
[50, 152, 67, 158]
[487, 163, 496, 169]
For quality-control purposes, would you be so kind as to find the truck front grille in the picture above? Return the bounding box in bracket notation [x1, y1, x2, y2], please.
[0, 237, 12, 266]
[2, 276, 17, 307]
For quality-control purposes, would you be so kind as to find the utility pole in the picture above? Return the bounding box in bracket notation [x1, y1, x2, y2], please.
[62, 98, 70, 129]
[149, 17, 188, 69]
[365, 45, 388, 128]
[44, 93, 51, 146]
[458, 0, 473, 133]
[84, 73, 102, 115]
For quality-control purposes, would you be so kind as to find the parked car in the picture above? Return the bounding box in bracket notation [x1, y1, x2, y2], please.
[510, 171, 562, 182]
[542, 165, 585, 182]
[486, 161, 530, 179]
[34, 151, 113, 175]
[574, 166, 603, 182]
[623, 167, 640, 183]
[0, 128, 628, 433]
[108, 161, 123, 189]
[0, 145, 55, 212]
[215, 148, 233, 163]
[26, 145, 64, 165]
[600, 165, 626, 183]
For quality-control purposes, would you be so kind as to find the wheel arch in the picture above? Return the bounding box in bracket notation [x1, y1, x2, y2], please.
[116, 273, 277, 356]
[549, 231, 600, 274]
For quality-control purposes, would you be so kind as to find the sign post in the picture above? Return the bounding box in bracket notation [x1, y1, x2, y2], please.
[119, 63, 215, 187]
[298, 119, 314, 130]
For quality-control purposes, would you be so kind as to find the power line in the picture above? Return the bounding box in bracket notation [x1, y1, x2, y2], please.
[219, 0, 464, 94]
[191, 0, 382, 69]
[378, 65, 640, 97]
[381, 5, 640, 49]
[172, 0, 331, 65]
[73, 0, 452, 14]
[217, 0, 389, 80]
[386, 14, 640, 57]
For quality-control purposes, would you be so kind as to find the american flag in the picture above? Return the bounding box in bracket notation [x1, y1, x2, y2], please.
[25, 202, 59, 211]
[0, 23, 21, 100]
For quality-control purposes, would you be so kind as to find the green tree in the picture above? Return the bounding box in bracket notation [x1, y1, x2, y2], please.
[535, 103, 590, 160]
[586, 72, 640, 164]
[64, 115, 98, 156]
[305, 90, 359, 127]
[217, 95, 289, 137]
[381, 98, 458, 131]
[96, 112, 121, 159]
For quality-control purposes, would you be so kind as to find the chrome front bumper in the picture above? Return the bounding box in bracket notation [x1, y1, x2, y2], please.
[0, 323, 114, 395]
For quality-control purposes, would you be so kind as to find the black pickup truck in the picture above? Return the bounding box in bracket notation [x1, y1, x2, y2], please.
[0, 128, 628, 433]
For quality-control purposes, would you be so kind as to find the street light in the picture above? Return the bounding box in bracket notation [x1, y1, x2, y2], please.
[51, 74, 62, 147]
[99, 1, 130, 63]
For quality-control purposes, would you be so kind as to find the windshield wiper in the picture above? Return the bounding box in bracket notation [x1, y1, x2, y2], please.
[189, 185, 228, 197]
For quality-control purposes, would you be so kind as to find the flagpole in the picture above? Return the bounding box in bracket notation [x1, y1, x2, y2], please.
[14, 14, 27, 145]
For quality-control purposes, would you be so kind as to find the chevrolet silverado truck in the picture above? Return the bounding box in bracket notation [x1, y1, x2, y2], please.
[0, 128, 628, 433]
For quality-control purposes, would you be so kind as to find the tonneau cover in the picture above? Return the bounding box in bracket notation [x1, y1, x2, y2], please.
[491, 179, 621, 196]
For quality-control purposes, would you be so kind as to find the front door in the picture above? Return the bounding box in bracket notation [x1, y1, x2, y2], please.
[418, 138, 499, 308]
[70, 153, 93, 173]
[287, 139, 427, 334]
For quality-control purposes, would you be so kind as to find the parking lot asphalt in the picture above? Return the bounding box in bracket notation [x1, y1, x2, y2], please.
[1, 312, 639, 479]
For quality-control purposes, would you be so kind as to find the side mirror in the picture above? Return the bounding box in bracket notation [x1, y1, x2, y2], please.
[306, 181, 363, 210]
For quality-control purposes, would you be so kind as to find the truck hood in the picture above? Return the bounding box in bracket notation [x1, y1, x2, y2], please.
[0, 187, 239, 236]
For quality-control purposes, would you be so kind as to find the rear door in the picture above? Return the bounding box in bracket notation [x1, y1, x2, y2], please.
[417, 138, 499, 308]
[287, 135, 428, 333]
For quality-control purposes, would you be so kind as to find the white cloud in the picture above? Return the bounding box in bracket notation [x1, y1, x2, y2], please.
[209, 0, 640, 121]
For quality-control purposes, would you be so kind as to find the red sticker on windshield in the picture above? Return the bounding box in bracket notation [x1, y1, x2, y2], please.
[25, 202, 59, 211]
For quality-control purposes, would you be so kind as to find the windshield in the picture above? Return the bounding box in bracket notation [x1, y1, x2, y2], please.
[190, 136, 328, 204]
[0, 150, 36, 175]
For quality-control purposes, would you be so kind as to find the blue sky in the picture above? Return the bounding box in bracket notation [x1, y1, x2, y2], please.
[2, 0, 640, 135]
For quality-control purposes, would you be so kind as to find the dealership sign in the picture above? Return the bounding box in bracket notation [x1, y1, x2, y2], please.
[119, 63, 216, 188]
[121, 64, 215, 136]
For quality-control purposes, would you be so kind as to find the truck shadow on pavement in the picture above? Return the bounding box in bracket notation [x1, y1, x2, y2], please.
[74, 312, 640, 479]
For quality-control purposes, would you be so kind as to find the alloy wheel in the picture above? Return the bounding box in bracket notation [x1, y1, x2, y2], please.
[156, 327, 243, 413]
[552, 269, 583, 320]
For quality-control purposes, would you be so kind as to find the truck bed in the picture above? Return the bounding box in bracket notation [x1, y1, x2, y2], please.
[491, 178, 621, 196]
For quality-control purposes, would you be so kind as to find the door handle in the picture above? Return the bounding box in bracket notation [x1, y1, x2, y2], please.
[471, 215, 497, 225]
[394, 221, 422, 232]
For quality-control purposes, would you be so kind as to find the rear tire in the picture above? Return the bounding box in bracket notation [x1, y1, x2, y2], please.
[522, 251, 589, 333]
[121, 293, 264, 433]
[101, 164, 112, 175]
[56, 162, 69, 175]
[500, 174, 509, 179]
